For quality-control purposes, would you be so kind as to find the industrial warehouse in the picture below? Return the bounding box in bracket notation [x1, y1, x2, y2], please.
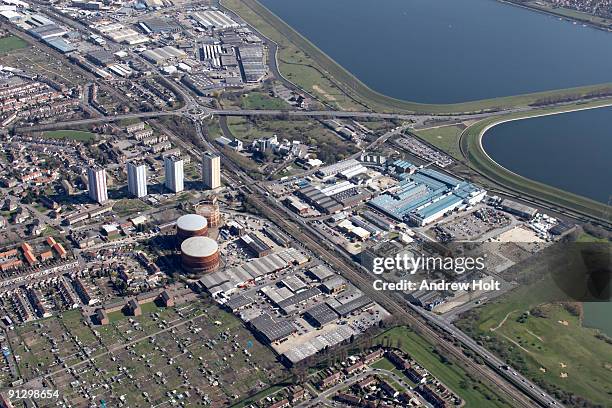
[369, 168, 486, 226]
[191, 238, 388, 365]
[155, 208, 390, 366]
[283, 156, 484, 226]
[0, 0, 591, 403]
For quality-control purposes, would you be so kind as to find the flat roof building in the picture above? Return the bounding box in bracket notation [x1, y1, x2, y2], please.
[192, 10, 240, 30]
[139, 17, 181, 34]
[241, 233, 272, 257]
[304, 303, 338, 327]
[142, 46, 186, 65]
[500, 198, 538, 219]
[202, 152, 221, 189]
[250, 313, 296, 344]
[307, 265, 335, 282]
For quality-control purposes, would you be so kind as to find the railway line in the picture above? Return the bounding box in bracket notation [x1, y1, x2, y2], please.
[245, 191, 541, 408]
[197, 112, 561, 408]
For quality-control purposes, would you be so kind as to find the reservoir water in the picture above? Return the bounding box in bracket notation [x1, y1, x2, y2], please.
[583, 303, 612, 336]
[484, 108, 609, 342]
[258, 0, 612, 334]
[457, 106, 612, 336]
[481, 107, 612, 204]
[260, 0, 612, 103]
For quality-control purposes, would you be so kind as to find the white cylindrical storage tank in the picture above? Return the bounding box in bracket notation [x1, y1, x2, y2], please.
[180, 236, 220, 274]
[176, 214, 208, 245]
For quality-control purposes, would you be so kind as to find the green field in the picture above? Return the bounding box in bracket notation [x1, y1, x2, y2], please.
[0, 36, 28, 54]
[43, 130, 96, 142]
[240, 92, 291, 110]
[112, 198, 151, 216]
[371, 356, 396, 371]
[375, 327, 511, 407]
[220, 0, 612, 114]
[226, 117, 357, 163]
[461, 100, 612, 224]
[456, 278, 612, 406]
[414, 124, 465, 159]
[226, 116, 267, 142]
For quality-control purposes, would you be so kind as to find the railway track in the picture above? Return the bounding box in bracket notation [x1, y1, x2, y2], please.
[246, 193, 538, 408]
[195, 117, 544, 407]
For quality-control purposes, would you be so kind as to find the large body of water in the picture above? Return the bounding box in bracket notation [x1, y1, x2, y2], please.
[260, 0, 612, 103]
[481, 107, 611, 336]
[482, 107, 612, 204]
[583, 303, 612, 336]
[259, 0, 612, 334]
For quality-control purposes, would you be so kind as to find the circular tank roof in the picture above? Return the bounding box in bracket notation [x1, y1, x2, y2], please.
[176, 214, 208, 231]
[181, 236, 218, 258]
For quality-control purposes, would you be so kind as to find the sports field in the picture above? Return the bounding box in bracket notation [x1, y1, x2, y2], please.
[457, 278, 612, 406]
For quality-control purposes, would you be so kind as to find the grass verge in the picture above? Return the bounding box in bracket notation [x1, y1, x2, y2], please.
[375, 327, 511, 407]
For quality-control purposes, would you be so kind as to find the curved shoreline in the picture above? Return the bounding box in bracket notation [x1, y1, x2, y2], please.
[497, 0, 612, 34]
[461, 100, 612, 225]
[478, 102, 612, 179]
[223, 0, 612, 115]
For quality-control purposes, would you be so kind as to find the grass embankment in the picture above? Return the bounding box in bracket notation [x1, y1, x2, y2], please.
[0, 36, 28, 54]
[415, 124, 465, 159]
[575, 232, 610, 243]
[456, 277, 612, 406]
[221, 0, 612, 114]
[375, 327, 511, 407]
[461, 100, 612, 224]
[43, 130, 96, 142]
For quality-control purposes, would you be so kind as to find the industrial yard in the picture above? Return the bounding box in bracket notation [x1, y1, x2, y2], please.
[0, 0, 608, 406]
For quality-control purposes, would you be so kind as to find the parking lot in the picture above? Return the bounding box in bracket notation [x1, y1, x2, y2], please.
[426, 205, 513, 242]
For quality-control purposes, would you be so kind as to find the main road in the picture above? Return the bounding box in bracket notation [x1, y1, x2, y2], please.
[13, 106, 499, 133]
[186, 120, 562, 407]
[11, 83, 563, 408]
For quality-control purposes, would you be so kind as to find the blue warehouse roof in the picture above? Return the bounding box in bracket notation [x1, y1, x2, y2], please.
[413, 194, 463, 220]
[368, 168, 481, 223]
[418, 168, 461, 188]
